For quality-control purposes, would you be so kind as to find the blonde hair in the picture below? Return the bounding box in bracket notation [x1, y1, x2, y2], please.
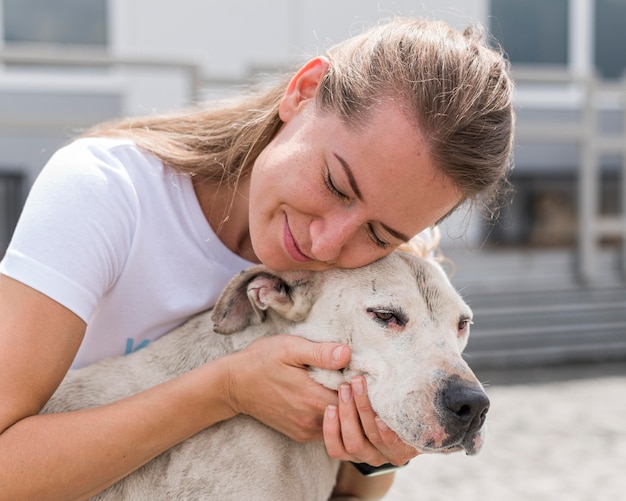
[398, 227, 442, 259]
[84, 17, 514, 217]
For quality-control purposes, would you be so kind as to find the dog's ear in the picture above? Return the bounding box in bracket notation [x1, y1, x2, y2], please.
[212, 266, 318, 334]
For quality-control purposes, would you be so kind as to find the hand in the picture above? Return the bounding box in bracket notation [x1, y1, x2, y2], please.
[323, 376, 419, 467]
[224, 334, 351, 442]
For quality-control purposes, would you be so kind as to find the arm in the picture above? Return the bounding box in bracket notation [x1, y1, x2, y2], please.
[0, 275, 238, 500]
[0, 275, 351, 500]
[332, 462, 396, 500]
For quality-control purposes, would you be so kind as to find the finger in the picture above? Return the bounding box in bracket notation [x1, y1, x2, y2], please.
[352, 376, 419, 465]
[337, 383, 386, 465]
[282, 336, 351, 370]
[373, 417, 419, 465]
[322, 404, 347, 459]
[350, 376, 383, 445]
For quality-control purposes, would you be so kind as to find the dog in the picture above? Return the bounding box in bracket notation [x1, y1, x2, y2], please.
[42, 250, 489, 500]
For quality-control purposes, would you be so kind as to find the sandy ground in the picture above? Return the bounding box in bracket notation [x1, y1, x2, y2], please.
[385, 372, 626, 501]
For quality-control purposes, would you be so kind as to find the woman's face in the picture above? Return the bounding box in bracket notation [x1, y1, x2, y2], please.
[248, 59, 461, 271]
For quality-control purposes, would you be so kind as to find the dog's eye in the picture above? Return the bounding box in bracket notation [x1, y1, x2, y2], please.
[375, 311, 394, 322]
[367, 307, 407, 328]
[458, 317, 473, 335]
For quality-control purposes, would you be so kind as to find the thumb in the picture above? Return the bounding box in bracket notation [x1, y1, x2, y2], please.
[287, 336, 351, 370]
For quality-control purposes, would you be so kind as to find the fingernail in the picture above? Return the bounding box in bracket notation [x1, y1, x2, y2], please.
[351, 377, 364, 396]
[326, 405, 337, 420]
[375, 416, 389, 431]
[340, 384, 352, 403]
[332, 345, 345, 362]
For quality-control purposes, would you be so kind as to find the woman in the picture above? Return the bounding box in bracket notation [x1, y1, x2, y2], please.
[0, 17, 513, 500]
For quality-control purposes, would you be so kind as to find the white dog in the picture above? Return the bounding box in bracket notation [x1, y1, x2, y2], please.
[42, 250, 489, 500]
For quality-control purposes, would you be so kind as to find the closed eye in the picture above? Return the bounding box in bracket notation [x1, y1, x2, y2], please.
[324, 167, 391, 249]
[367, 307, 408, 328]
[366, 224, 391, 249]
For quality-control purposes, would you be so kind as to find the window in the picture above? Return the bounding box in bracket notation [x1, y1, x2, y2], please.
[489, 0, 569, 66]
[491, 0, 626, 79]
[595, 0, 626, 79]
[3, 0, 108, 46]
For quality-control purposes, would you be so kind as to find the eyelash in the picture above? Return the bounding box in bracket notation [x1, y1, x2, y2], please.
[323, 168, 390, 249]
[324, 168, 349, 201]
[367, 225, 390, 249]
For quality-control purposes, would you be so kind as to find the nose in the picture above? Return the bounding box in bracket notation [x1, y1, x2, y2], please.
[309, 215, 359, 263]
[441, 380, 490, 435]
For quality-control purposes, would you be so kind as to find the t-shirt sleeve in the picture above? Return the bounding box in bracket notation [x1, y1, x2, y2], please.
[0, 140, 138, 323]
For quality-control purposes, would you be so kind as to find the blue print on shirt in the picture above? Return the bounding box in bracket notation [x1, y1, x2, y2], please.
[125, 338, 151, 355]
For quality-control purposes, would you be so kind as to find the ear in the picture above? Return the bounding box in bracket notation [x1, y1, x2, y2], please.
[279, 56, 330, 123]
[211, 266, 318, 334]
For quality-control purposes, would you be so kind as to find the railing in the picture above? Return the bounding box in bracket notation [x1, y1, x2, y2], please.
[513, 69, 626, 284]
[0, 45, 204, 103]
[0, 45, 250, 117]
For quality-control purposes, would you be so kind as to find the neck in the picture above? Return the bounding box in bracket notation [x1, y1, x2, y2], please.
[193, 175, 258, 262]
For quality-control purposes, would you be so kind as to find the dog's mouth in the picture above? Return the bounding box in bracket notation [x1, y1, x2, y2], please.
[459, 430, 484, 456]
[418, 430, 484, 456]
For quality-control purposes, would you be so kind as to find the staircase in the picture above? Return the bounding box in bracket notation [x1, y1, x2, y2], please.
[444, 247, 626, 370]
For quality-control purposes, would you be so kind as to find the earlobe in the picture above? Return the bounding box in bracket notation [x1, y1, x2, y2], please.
[279, 56, 330, 122]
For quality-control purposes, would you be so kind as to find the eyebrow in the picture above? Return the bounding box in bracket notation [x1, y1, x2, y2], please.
[334, 153, 411, 242]
[335, 153, 363, 200]
[381, 223, 411, 243]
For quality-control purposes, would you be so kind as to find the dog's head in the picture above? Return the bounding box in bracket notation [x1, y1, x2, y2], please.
[212, 251, 489, 456]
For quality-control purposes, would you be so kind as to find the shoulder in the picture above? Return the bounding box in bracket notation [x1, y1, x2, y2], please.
[47, 137, 155, 178]
[33, 136, 176, 210]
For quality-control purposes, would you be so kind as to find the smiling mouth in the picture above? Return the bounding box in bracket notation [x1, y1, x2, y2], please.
[283, 216, 312, 263]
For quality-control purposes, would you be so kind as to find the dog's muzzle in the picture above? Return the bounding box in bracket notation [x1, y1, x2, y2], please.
[437, 375, 490, 455]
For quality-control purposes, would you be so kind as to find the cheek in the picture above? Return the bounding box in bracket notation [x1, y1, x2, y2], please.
[249, 139, 295, 198]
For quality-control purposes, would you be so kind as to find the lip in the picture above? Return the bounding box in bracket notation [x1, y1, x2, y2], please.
[283, 216, 313, 263]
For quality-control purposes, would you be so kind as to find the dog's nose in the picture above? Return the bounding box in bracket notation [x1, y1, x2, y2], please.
[441, 381, 490, 433]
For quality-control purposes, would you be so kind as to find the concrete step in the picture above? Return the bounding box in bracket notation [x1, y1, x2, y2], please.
[462, 287, 626, 369]
[444, 247, 626, 369]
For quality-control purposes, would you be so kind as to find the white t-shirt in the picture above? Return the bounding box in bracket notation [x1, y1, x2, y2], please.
[0, 137, 253, 368]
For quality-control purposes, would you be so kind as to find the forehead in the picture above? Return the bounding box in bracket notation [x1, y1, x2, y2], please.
[323, 253, 469, 315]
[325, 253, 434, 295]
